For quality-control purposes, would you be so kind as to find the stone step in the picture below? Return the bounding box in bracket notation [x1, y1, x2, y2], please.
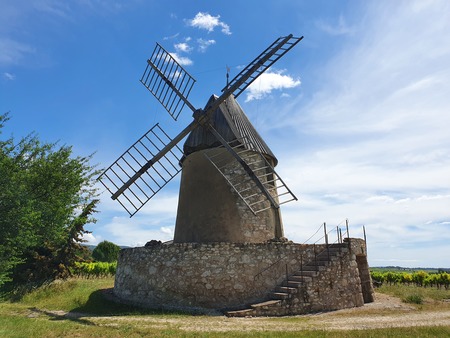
[251, 299, 282, 308]
[289, 275, 313, 282]
[295, 269, 320, 275]
[316, 250, 342, 258]
[303, 261, 324, 267]
[311, 251, 342, 262]
[304, 259, 329, 266]
[286, 280, 304, 288]
[300, 266, 325, 272]
[328, 243, 348, 249]
[226, 308, 255, 317]
[276, 286, 297, 294]
[271, 292, 289, 300]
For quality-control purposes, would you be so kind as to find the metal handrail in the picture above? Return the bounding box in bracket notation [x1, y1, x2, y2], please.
[253, 219, 365, 284]
[254, 254, 288, 280]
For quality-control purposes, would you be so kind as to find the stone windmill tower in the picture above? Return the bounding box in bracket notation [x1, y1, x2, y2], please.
[99, 35, 302, 241]
[175, 94, 287, 243]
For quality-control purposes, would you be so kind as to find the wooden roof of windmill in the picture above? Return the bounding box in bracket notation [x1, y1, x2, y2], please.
[183, 94, 278, 166]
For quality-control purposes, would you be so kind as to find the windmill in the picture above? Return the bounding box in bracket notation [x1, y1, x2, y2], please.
[99, 34, 303, 243]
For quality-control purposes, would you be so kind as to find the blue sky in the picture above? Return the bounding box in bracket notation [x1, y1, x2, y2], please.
[1, 0, 450, 268]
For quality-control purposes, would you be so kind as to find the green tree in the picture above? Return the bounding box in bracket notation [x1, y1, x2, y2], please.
[92, 241, 121, 263]
[0, 113, 100, 288]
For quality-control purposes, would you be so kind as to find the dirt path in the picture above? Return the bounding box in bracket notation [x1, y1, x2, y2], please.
[43, 293, 450, 332]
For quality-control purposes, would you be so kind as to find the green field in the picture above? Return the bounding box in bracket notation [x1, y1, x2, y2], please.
[1, 277, 450, 337]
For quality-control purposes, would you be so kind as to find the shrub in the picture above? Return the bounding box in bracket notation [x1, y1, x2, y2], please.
[92, 241, 120, 263]
[403, 293, 423, 304]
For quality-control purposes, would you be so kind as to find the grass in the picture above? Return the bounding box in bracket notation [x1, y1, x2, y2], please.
[376, 284, 450, 309]
[404, 293, 424, 304]
[1, 277, 450, 337]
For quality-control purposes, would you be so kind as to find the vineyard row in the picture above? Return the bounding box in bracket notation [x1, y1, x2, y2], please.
[370, 270, 450, 289]
[71, 262, 117, 278]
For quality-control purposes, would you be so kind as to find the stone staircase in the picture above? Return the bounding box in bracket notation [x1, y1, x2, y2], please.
[225, 243, 349, 317]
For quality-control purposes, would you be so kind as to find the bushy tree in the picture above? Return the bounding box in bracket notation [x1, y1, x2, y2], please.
[0, 113, 100, 289]
[92, 240, 121, 262]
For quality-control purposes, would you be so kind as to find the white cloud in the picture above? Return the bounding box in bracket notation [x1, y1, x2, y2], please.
[267, 0, 450, 268]
[163, 33, 180, 40]
[174, 42, 192, 53]
[82, 232, 102, 245]
[94, 192, 178, 246]
[197, 38, 216, 52]
[100, 217, 175, 247]
[0, 38, 35, 66]
[169, 52, 193, 66]
[245, 70, 300, 102]
[187, 12, 231, 35]
[33, 0, 71, 18]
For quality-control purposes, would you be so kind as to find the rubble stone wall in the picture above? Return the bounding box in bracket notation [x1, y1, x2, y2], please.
[114, 239, 372, 314]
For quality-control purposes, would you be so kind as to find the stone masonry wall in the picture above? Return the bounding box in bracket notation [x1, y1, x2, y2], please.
[174, 149, 282, 243]
[114, 239, 371, 314]
[254, 239, 369, 316]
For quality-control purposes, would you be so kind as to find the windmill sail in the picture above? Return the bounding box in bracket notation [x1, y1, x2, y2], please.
[98, 123, 184, 216]
[100, 34, 302, 216]
[221, 35, 303, 99]
[141, 43, 196, 120]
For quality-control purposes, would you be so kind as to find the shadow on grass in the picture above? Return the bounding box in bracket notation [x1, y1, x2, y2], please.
[28, 307, 96, 326]
[29, 288, 206, 327]
[69, 288, 188, 317]
[26, 289, 158, 328]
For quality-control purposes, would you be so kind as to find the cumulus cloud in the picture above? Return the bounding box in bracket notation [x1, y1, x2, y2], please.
[197, 38, 216, 52]
[169, 52, 193, 66]
[94, 192, 178, 246]
[187, 12, 231, 35]
[99, 217, 175, 247]
[82, 232, 102, 245]
[174, 42, 192, 53]
[245, 70, 301, 102]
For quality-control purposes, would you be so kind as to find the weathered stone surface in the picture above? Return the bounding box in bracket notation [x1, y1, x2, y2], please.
[174, 149, 283, 243]
[114, 238, 374, 315]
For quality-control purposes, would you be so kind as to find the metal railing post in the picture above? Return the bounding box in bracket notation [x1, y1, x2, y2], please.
[300, 253, 303, 276]
[363, 225, 367, 256]
[324, 222, 330, 261]
[345, 218, 351, 250]
[314, 244, 318, 271]
[346, 218, 350, 249]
